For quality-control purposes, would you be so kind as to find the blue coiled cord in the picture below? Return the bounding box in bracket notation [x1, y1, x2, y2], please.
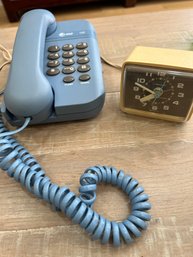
[0, 114, 151, 247]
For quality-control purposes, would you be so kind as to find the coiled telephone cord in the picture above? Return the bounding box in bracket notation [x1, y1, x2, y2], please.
[0, 115, 151, 246]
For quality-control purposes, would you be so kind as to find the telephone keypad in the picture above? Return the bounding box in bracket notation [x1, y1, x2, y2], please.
[46, 68, 60, 76]
[47, 60, 60, 67]
[48, 53, 60, 60]
[48, 45, 60, 52]
[46, 42, 91, 81]
[76, 42, 88, 49]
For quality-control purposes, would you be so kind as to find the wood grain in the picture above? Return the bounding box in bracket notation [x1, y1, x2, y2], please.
[0, 8, 193, 257]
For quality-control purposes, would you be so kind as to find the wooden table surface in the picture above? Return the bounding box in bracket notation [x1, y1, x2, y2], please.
[0, 8, 193, 257]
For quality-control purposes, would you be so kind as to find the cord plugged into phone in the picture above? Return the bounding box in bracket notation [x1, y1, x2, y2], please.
[0, 9, 151, 247]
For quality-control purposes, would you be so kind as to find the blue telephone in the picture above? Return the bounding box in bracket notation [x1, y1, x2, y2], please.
[3, 9, 105, 125]
[0, 9, 151, 247]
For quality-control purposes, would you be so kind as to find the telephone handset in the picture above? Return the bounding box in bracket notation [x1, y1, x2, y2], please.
[3, 9, 105, 125]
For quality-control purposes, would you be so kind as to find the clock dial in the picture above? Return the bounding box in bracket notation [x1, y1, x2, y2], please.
[123, 65, 193, 118]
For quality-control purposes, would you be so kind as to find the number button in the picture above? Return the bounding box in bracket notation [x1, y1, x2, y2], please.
[48, 53, 60, 60]
[63, 76, 75, 83]
[62, 58, 75, 66]
[48, 45, 60, 52]
[62, 44, 74, 51]
[79, 74, 90, 81]
[62, 66, 75, 74]
[77, 49, 89, 57]
[77, 64, 91, 72]
[47, 60, 60, 68]
[62, 51, 74, 58]
[76, 42, 88, 49]
[46, 68, 60, 76]
[77, 57, 90, 64]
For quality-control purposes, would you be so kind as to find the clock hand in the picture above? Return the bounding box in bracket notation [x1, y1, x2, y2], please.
[162, 89, 172, 93]
[140, 93, 156, 103]
[161, 77, 168, 88]
[135, 82, 155, 94]
[151, 96, 158, 106]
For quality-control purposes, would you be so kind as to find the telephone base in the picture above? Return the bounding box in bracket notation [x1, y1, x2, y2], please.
[3, 93, 105, 126]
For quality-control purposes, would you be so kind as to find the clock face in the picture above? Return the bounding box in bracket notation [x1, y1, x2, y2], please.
[123, 65, 193, 119]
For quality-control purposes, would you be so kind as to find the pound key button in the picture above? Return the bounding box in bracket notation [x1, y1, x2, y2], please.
[79, 74, 90, 81]
[48, 45, 60, 52]
[63, 76, 75, 83]
[46, 68, 60, 76]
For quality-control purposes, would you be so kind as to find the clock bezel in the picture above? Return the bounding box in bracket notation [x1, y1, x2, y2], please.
[120, 63, 193, 122]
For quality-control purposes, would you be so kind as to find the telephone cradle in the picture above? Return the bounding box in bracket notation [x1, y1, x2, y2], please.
[0, 9, 151, 246]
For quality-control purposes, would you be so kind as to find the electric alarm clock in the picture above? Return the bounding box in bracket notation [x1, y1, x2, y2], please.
[120, 46, 193, 122]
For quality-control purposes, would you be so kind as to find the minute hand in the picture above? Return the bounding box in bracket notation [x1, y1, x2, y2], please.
[135, 82, 155, 94]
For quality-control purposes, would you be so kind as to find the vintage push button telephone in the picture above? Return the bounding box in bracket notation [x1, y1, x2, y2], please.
[120, 46, 193, 122]
[0, 9, 151, 247]
[3, 9, 105, 125]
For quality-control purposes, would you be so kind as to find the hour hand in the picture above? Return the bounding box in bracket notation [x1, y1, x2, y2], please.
[140, 93, 156, 103]
[135, 82, 155, 94]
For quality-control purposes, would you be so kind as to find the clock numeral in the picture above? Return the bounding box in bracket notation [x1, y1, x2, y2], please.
[157, 71, 166, 77]
[152, 106, 158, 111]
[145, 72, 153, 77]
[163, 105, 169, 111]
[137, 78, 145, 84]
[177, 83, 184, 89]
[133, 86, 139, 92]
[178, 92, 184, 98]
[135, 95, 141, 100]
[173, 101, 179, 105]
